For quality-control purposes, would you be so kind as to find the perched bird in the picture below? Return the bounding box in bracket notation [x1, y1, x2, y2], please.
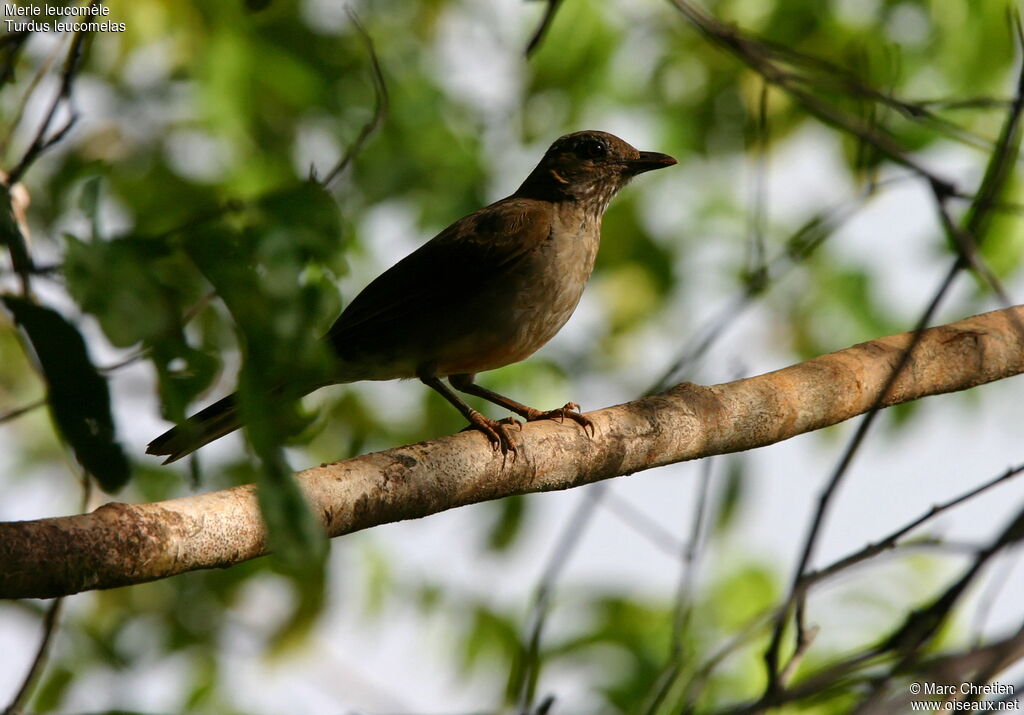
[147, 130, 676, 462]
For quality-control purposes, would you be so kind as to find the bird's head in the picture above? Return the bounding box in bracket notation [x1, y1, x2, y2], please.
[515, 130, 677, 211]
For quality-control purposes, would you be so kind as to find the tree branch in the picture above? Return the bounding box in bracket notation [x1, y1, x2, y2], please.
[3, 305, 1024, 599]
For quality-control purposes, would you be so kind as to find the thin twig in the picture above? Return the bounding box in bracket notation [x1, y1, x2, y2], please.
[3, 469, 93, 715]
[525, 0, 565, 57]
[666, 0, 957, 194]
[801, 463, 1024, 591]
[6, 9, 95, 185]
[681, 610, 779, 712]
[668, 0, 1010, 162]
[2, 600, 63, 715]
[699, 464, 1024, 712]
[777, 624, 819, 686]
[746, 80, 769, 283]
[601, 490, 683, 557]
[513, 484, 606, 714]
[932, 189, 1024, 342]
[0, 397, 44, 424]
[98, 289, 216, 373]
[648, 178, 889, 392]
[642, 458, 715, 714]
[321, 8, 389, 189]
[675, 458, 714, 643]
[953, 622, 1024, 705]
[762, 14, 1024, 688]
[763, 257, 961, 690]
[969, 549, 1021, 647]
[0, 32, 67, 159]
[855, 505, 1024, 708]
[917, 96, 1015, 111]
[726, 508, 1024, 711]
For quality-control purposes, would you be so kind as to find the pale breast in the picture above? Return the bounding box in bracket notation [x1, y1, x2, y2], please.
[435, 206, 602, 375]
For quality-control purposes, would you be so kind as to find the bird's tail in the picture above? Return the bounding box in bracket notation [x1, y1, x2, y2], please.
[146, 394, 242, 464]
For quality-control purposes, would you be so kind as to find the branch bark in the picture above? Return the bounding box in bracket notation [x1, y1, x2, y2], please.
[3, 306, 1023, 599]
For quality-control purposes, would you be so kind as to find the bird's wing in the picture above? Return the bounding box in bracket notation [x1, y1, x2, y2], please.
[326, 197, 552, 341]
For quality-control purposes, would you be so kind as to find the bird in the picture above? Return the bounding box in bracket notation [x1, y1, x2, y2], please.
[147, 130, 677, 463]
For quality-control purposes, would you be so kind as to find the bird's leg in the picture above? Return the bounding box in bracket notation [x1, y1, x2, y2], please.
[419, 372, 518, 455]
[449, 373, 593, 435]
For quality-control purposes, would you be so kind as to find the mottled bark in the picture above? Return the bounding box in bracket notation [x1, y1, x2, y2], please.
[3, 305, 1023, 599]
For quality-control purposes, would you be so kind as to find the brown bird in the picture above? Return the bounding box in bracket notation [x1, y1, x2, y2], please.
[147, 130, 676, 462]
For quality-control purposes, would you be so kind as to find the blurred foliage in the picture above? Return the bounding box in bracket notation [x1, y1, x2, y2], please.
[3, 294, 129, 490]
[0, 0, 1021, 711]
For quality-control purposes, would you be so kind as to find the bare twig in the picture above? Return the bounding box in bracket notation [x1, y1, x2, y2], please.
[2, 599, 63, 715]
[525, 0, 565, 57]
[970, 549, 1020, 647]
[0, 33, 67, 160]
[801, 463, 1024, 591]
[666, 0, 957, 194]
[649, 178, 886, 392]
[932, 189, 1024, 342]
[5, 11, 95, 185]
[720, 575, 1024, 713]
[513, 484, 606, 713]
[668, 0, 1011, 163]
[715, 496, 1024, 712]
[601, 489, 683, 557]
[676, 459, 713, 636]
[321, 8, 389, 189]
[0, 397, 45, 424]
[763, 17, 1024, 688]
[3, 470, 92, 715]
[778, 624, 819, 686]
[969, 627, 1024, 704]
[917, 96, 1015, 111]
[763, 259, 961, 689]
[746, 80, 769, 284]
[97, 289, 216, 373]
[681, 610, 779, 711]
[853, 505, 1024, 709]
[642, 458, 714, 714]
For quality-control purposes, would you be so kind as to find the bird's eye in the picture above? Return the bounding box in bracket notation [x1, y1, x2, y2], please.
[575, 138, 609, 159]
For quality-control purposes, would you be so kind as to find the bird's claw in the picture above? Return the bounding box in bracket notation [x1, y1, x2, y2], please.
[498, 416, 525, 431]
[525, 402, 594, 437]
[461, 402, 592, 455]
[463, 412, 519, 456]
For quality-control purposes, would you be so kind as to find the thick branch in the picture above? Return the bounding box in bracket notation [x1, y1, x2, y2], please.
[3, 306, 1024, 599]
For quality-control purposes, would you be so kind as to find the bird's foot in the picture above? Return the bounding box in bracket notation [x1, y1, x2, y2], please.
[522, 402, 594, 437]
[462, 411, 520, 455]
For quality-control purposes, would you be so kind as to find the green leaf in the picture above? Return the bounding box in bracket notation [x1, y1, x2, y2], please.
[242, 365, 328, 647]
[63, 235, 177, 348]
[3, 296, 131, 491]
[151, 341, 221, 426]
[78, 176, 103, 240]
[31, 664, 74, 714]
[180, 211, 334, 644]
[486, 495, 527, 552]
[712, 457, 746, 536]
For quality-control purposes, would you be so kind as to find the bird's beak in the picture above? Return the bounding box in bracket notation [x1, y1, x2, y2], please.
[626, 151, 677, 175]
